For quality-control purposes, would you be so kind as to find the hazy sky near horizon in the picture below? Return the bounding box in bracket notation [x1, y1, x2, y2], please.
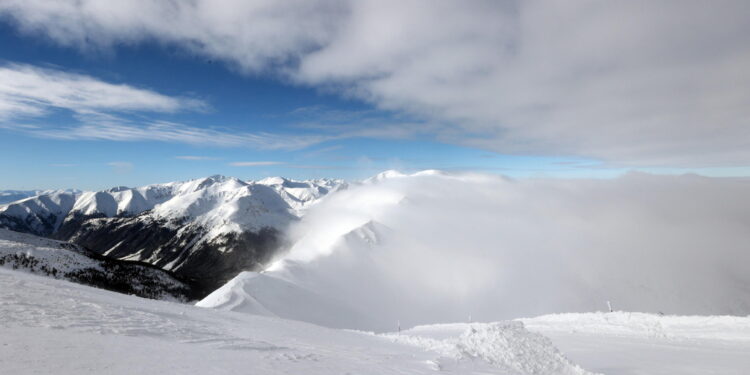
[1, 1, 749, 190]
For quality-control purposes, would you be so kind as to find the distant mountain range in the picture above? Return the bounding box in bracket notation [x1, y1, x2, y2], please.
[0, 175, 346, 295]
[0, 189, 81, 205]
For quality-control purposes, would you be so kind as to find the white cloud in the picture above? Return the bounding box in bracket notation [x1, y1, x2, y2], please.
[0, 63, 205, 119]
[18, 113, 333, 151]
[107, 161, 133, 174]
[2, 1, 750, 166]
[229, 161, 285, 167]
[266, 172, 750, 329]
[0, 65, 410, 150]
[175, 156, 220, 161]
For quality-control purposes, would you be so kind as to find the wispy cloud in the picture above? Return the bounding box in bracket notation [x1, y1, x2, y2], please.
[0, 64, 418, 152]
[107, 161, 133, 174]
[0, 63, 206, 120]
[24, 115, 332, 151]
[285, 164, 353, 170]
[229, 161, 285, 167]
[175, 156, 221, 161]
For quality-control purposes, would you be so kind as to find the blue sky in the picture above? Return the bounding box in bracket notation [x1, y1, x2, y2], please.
[0, 18, 600, 190]
[1, 2, 749, 190]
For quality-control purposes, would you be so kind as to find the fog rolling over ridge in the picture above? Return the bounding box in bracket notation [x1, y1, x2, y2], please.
[202, 171, 750, 331]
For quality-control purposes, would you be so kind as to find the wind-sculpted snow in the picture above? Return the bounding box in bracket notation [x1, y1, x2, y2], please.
[0, 268, 600, 374]
[197, 270, 371, 329]
[521, 312, 750, 342]
[202, 171, 750, 331]
[382, 322, 593, 375]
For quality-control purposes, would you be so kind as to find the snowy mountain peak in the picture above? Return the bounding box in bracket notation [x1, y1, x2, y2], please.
[0, 174, 345, 233]
[0, 174, 348, 293]
[364, 169, 407, 184]
[257, 176, 289, 186]
[106, 186, 131, 193]
[0, 189, 81, 205]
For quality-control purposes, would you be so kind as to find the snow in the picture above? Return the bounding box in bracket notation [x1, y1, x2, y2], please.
[72, 191, 119, 216]
[4, 170, 750, 373]
[0, 191, 78, 233]
[201, 171, 750, 332]
[0, 227, 99, 273]
[1, 175, 345, 241]
[362, 169, 407, 184]
[0, 228, 189, 301]
[0, 267, 599, 375]
[382, 322, 592, 374]
[197, 271, 371, 329]
[3, 267, 750, 374]
[151, 177, 296, 238]
[257, 176, 347, 215]
[521, 313, 750, 375]
[520, 312, 750, 342]
[0, 189, 80, 204]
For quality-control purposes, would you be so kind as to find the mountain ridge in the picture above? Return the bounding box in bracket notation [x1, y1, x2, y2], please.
[0, 175, 347, 295]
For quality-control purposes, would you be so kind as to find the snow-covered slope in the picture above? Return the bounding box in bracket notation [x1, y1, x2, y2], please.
[521, 312, 750, 374]
[0, 228, 190, 301]
[1, 175, 343, 238]
[0, 191, 79, 235]
[0, 267, 600, 375]
[3, 267, 749, 374]
[0, 175, 345, 295]
[0, 189, 79, 205]
[200, 170, 750, 331]
[257, 176, 347, 215]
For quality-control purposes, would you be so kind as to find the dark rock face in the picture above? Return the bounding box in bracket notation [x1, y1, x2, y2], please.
[58, 214, 285, 297]
[0, 212, 59, 236]
[53, 213, 109, 240]
[2, 209, 287, 298]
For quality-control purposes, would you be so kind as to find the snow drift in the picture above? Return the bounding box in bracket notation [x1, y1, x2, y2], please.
[200, 171, 750, 331]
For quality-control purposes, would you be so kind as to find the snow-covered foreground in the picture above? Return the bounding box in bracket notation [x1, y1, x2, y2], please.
[523, 313, 750, 375]
[0, 268, 592, 374]
[3, 268, 750, 374]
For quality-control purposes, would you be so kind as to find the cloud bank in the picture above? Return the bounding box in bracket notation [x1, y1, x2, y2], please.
[238, 172, 750, 330]
[2, 1, 750, 166]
